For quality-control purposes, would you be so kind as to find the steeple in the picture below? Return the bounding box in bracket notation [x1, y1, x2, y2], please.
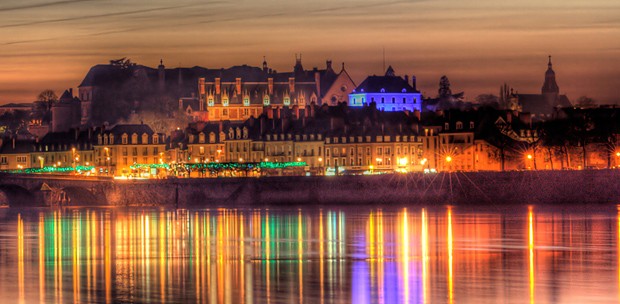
[294, 54, 304, 75]
[262, 56, 268, 73]
[542, 55, 559, 95]
[385, 65, 395, 77]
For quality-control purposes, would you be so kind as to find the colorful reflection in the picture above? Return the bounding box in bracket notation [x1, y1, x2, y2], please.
[0, 206, 618, 303]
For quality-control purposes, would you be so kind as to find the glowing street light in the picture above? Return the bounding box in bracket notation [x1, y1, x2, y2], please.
[297, 157, 301, 162]
[420, 158, 427, 165]
[616, 151, 620, 157]
[445, 156, 452, 163]
[398, 157, 408, 166]
[527, 154, 533, 160]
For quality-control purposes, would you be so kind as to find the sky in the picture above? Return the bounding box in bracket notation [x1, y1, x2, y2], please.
[0, 0, 618, 104]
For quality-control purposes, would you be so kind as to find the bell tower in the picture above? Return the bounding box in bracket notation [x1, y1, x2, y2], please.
[541, 56, 559, 95]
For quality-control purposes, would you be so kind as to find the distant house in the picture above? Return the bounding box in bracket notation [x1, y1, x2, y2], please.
[348, 66, 422, 113]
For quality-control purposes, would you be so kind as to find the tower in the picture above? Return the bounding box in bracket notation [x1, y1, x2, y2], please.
[541, 56, 559, 95]
[262, 56, 268, 73]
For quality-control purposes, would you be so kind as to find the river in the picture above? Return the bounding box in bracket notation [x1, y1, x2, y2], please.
[0, 205, 617, 303]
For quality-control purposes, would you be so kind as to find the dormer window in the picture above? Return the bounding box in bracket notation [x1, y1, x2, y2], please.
[444, 123, 449, 130]
[222, 97, 229, 106]
[207, 97, 214, 106]
[263, 96, 270, 106]
[122, 134, 128, 144]
[153, 134, 159, 144]
[456, 121, 463, 130]
[380, 88, 385, 93]
[199, 133, 205, 143]
[209, 132, 216, 143]
[284, 97, 290, 106]
[243, 97, 250, 106]
[131, 133, 138, 144]
[141, 133, 148, 144]
[470, 121, 475, 129]
[402, 88, 407, 93]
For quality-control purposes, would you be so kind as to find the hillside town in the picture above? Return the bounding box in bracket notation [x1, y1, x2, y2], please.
[0, 56, 618, 177]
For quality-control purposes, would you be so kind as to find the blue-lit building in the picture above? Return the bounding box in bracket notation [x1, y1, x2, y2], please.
[348, 66, 422, 112]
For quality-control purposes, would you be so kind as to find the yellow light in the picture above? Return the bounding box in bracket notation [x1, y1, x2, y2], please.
[318, 157, 322, 162]
[265, 158, 269, 162]
[297, 157, 301, 162]
[369, 165, 374, 170]
[85, 162, 89, 166]
[445, 156, 452, 163]
[420, 158, 427, 165]
[239, 158, 243, 162]
[616, 152, 620, 157]
[398, 157, 408, 166]
[527, 154, 533, 160]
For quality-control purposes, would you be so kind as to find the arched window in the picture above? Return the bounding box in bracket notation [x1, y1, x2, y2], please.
[380, 88, 385, 93]
[122, 134, 128, 144]
[401, 88, 407, 93]
[199, 133, 205, 143]
[141, 133, 148, 144]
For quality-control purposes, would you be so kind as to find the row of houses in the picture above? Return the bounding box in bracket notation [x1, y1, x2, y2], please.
[3, 103, 617, 176]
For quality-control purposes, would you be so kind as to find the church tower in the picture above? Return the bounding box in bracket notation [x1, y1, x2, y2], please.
[541, 56, 559, 95]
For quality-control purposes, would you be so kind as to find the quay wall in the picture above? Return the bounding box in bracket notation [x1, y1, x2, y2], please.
[109, 170, 620, 207]
[1, 170, 619, 207]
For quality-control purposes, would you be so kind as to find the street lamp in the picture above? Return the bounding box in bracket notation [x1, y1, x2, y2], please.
[527, 154, 533, 160]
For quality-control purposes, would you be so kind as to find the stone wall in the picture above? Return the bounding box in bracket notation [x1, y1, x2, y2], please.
[2, 170, 619, 207]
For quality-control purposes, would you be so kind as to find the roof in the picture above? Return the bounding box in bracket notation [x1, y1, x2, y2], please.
[352, 75, 418, 94]
[0, 140, 35, 154]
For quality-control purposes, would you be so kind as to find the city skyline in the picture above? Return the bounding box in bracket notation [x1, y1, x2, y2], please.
[0, 0, 619, 104]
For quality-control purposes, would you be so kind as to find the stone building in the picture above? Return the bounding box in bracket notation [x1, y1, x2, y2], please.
[94, 124, 166, 175]
[500, 57, 572, 120]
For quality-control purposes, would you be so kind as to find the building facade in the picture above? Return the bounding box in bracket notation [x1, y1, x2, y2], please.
[349, 66, 422, 113]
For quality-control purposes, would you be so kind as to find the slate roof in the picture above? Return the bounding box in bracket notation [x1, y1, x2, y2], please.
[352, 75, 418, 94]
[0, 140, 35, 154]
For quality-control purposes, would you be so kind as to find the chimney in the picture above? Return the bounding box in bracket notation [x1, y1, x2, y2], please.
[288, 77, 295, 93]
[235, 78, 242, 94]
[69, 88, 73, 96]
[399, 123, 403, 133]
[404, 75, 409, 86]
[75, 128, 79, 140]
[12, 137, 16, 149]
[411, 75, 417, 91]
[268, 78, 273, 95]
[215, 78, 221, 95]
[314, 71, 321, 99]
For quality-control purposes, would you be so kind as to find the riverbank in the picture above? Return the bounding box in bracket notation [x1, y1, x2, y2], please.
[1, 170, 619, 207]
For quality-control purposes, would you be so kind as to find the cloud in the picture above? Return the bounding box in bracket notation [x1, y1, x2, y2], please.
[0, 3, 217, 29]
[0, 0, 95, 12]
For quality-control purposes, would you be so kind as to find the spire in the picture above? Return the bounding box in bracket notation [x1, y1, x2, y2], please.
[385, 65, 395, 77]
[542, 56, 559, 95]
[262, 56, 268, 72]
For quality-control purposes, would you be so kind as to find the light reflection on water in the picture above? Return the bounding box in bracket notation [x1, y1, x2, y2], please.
[0, 205, 618, 303]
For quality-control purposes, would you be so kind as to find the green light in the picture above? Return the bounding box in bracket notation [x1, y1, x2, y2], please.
[3, 165, 95, 174]
[130, 163, 170, 170]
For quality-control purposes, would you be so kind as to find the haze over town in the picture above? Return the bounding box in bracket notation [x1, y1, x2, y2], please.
[0, 0, 619, 104]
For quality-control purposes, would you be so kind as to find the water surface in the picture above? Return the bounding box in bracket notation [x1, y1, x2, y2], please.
[0, 205, 617, 303]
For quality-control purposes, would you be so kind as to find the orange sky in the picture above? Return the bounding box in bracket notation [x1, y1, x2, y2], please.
[0, 0, 618, 104]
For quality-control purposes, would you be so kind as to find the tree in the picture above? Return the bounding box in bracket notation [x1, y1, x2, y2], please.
[475, 94, 500, 109]
[37, 90, 58, 111]
[575, 96, 597, 108]
[438, 76, 452, 98]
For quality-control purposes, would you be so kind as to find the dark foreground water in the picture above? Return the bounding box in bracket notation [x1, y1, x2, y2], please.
[0, 205, 618, 303]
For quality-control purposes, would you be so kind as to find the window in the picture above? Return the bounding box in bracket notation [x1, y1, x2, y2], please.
[381, 97, 385, 103]
[132, 147, 138, 156]
[222, 97, 229, 106]
[142, 147, 148, 156]
[392, 97, 395, 103]
[153, 134, 159, 144]
[263, 96, 270, 106]
[403, 98, 406, 103]
[154, 147, 159, 155]
[199, 133, 205, 143]
[141, 133, 148, 144]
[16, 156, 27, 163]
[284, 97, 290, 106]
[470, 121, 475, 129]
[208, 97, 214, 106]
[243, 98, 250, 106]
[199, 147, 205, 155]
[377, 147, 382, 155]
[0, 156, 7, 164]
[223, 109, 228, 116]
[456, 121, 463, 130]
[122, 134, 128, 144]
[444, 123, 449, 130]
[131, 133, 138, 144]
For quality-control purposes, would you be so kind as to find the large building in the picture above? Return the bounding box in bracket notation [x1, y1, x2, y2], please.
[349, 66, 422, 113]
[500, 57, 572, 119]
[197, 57, 356, 122]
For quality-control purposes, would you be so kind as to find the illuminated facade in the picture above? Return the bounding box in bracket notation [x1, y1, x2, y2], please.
[198, 58, 355, 122]
[349, 66, 422, 113]
[95, 124, 166, 175]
